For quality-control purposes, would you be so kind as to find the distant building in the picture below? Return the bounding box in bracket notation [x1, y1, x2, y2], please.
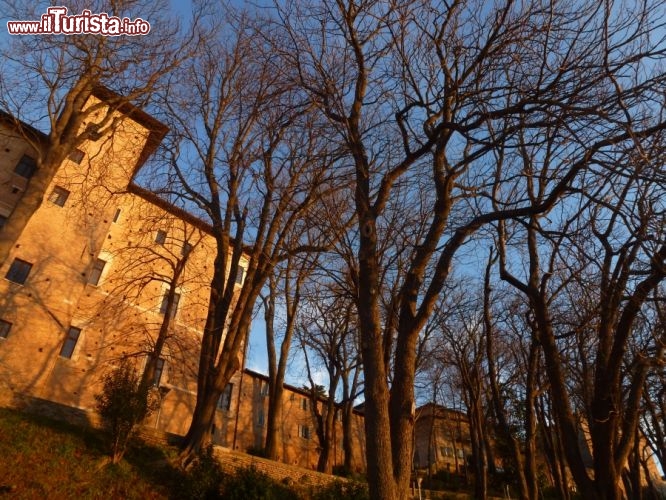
[414, 403, 472, 475]
[210, 368, 366, 472]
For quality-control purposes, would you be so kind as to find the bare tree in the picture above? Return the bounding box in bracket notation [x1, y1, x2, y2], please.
[271, 1, 666, 497]
[296, 277, 361, 473]
[429, 286, 494, 498]
[92, 196, 208, 396]
[484, 254, 543, 500]
[496, 128, 666, 499]
[261, 253, 316, 460]
[149, 11, 339, 462]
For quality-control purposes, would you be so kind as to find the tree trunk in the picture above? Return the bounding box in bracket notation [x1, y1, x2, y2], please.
[523, 343, 539, 500]
[533, 298, 597, 498]
[339, 372, 356, 475]
[537, 395, 569, 500]
[264, 383, 284, 460]
[0, 75, 96, 266]
[139, 260, 185, 394]
[180, 383, 222, 462]
[484, 251, 534, 500]
[389, 321, 418, 499]
[342, 398, 355, 474]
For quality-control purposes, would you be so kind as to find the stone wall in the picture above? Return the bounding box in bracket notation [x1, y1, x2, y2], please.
[212, 446, 345, 489]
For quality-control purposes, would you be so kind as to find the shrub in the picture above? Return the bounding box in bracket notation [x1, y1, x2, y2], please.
[220, 465, 300, 500]
[311, 479, 369, 500]
[177, 445, 225, 499]
[332, 465, 351, 477]
[94, 359, 151, 463]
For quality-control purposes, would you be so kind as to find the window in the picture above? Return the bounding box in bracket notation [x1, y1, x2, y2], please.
[0, 319, 11, 339]
[152, 358, 165, 386]
[87, 258, 106, 286]
[181, 242, 193, 257]
[298, 424, 310, 439]
[112, 208, 121, 223]
[301, 398, 308, 411]
[155, 229, 167, 245]
[5, 258, 32, 285]
[457, 449, 464, 458]
[260, 382, 269, 397]
[217, 383, 233, 411]
[68, 148, 85, 164]
[59, 326, 81, 359]
[86, 123, 102, 140]
[0, 215, 7, 230]
[159, 291, 180, 319]
[257, 410, 265, 427]
[49, 186, 70, 207]
[235, 265, 245, 285]
[13, 155, 37, 179]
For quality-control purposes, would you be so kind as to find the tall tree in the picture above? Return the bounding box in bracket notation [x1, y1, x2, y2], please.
[484, 256, 542, 500]
[496, 129, 666, 498]
[272, 1, 666, 497]
[152, 12, 339, 462]
[296, 278, 359, 473]
[261, 253, 316, 460]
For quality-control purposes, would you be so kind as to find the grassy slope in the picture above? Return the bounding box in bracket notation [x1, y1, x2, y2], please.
[0, 407, 180, 499]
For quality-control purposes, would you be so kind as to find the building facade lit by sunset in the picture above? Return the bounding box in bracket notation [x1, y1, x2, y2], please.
[0, 87, 368, 472]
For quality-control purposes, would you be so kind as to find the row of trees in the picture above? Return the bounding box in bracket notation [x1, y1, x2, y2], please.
[2, 1, 665, 499]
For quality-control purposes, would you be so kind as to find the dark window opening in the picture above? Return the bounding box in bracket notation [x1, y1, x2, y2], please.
[13, 155, 37, 179]
[152, 358, 165, 386]
[86, 123, 102, 141]
[235, 266, 245, 285]
[0, 319, 12, 339]
[49, 186, 70, 207]
[217, 383, 234, 411]
[155, 230, 167, 245]
[88, 258, 106, 286]
[6, 258, 32, 285]
[159, 291, 180, 319]
[68, 149, 85, 164]
[60, 326, 81, 359]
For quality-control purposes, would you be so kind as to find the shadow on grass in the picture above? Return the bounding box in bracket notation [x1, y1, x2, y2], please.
[1, 406, 107, 456]
[122, 437, 188, 495]
[0, 407, 188, 498]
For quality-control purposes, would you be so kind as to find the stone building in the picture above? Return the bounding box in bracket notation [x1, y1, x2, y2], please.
[0, 87, 236, 438]
[210, 368, 366, 472]
[413, 403, 472, 475]
[0, 86, 367, 473]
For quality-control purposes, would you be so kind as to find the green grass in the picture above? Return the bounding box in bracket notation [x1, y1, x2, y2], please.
[0, 407, 181, 499]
